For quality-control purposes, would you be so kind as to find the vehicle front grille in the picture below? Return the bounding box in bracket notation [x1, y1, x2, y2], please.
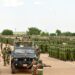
[18, 58, 33, 64]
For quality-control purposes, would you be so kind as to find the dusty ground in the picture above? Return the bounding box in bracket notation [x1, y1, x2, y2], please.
[0, 44, 75, 75]
[40, 54, 75, 75]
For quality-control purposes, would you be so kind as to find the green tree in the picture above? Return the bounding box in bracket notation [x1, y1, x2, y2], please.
[2, 29, 13, 35]
[50, 33, 56, 36]
[27, 27, 41, 35]
[56, 29, 61, 36]
[71, 33, 75, 36]
[62, 32, 72, 36]
[41, 32, 49, 36]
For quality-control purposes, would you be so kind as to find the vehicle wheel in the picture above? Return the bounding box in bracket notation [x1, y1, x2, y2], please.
[11, 64, 17, 74]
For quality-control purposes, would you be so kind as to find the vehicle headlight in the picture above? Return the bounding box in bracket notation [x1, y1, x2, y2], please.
[14, 58, 18, 61]
[24, 59, 27, 61]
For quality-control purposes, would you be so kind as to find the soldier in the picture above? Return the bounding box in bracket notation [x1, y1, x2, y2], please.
[33, 60, 51, 75]
[7, 45, 11, 64]
[2, 44, 8, 66]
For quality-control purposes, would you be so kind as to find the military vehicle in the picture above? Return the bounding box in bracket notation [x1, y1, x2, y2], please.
[11, 36, 38, 74]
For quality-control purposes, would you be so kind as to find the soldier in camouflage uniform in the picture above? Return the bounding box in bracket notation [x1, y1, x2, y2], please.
[2, 44, 11, 66]
[7, 45, 11, 64]
[2, 44, 8, 66]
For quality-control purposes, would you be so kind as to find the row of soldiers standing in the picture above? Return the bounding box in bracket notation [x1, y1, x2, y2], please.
[1, 44, 11, 66]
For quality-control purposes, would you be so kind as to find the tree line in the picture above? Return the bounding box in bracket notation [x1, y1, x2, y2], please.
[1, 28, 75, 36]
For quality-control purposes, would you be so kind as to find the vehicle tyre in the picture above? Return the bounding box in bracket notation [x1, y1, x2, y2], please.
[11, 63, 17, 74]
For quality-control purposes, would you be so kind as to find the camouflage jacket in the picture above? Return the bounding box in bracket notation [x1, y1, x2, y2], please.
[2, 47, 8, 56]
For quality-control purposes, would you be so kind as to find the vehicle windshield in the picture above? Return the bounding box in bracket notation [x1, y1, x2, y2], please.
[14, 48, 35, 54]
[25, 49, 36, 57]
[14, 49, 25, 53]
[25, 49, 35, 53]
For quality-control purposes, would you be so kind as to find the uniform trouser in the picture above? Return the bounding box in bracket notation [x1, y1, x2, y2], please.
[7, 55, 10, 64]
[3, 55, 10, 66]
[3, 56, 7, 66]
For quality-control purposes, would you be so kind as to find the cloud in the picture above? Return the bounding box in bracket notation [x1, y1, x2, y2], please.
[34, 1, 41, 5]
[2, 0, 24, 7]
[33, 1, 44, 5]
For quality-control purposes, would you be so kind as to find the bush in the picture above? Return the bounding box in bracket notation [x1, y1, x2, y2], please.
[1, 29, 13, 35]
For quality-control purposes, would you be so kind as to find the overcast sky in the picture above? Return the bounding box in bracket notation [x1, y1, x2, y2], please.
[0, 0, 75, 33]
